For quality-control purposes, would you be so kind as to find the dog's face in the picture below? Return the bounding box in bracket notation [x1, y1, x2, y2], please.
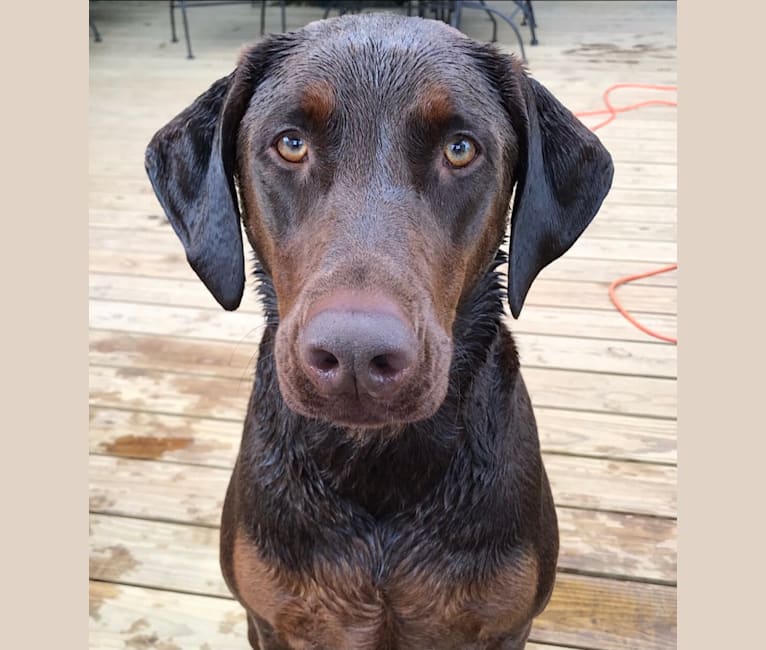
[146, 15, 613, 429]
[238, 18, 521, 427]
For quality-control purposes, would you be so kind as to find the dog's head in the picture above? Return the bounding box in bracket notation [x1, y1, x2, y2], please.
[146, 15, 613, 429]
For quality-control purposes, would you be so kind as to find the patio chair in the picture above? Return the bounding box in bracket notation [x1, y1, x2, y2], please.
[169, 0, 287, 59]
[322, 1, 538, 60]
[445, 1, 538, 58]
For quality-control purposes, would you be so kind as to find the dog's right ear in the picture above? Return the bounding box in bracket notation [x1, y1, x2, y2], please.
[144, 37, 291, 310]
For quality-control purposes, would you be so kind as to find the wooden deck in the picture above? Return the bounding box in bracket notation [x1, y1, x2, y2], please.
[88, 1, 677, 648]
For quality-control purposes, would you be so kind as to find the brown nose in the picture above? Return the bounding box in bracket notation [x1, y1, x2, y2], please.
[299, 306, 416, 400]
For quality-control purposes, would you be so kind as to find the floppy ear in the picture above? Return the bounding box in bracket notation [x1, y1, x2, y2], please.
[144, 37, 288, 310]
[503, 64, 614, 318]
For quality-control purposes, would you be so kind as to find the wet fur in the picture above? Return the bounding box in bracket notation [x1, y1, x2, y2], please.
[219, 251, 558, 648]
[145, 13, 613, 649]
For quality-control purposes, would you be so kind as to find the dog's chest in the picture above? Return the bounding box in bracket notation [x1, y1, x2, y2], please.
[232, 526, 539, 649]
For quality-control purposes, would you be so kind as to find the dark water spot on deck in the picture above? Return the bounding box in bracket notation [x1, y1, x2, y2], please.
[157, 641, 183, 650]
[564, 42, 674, 60]
[104, 434, 193, 459]
[90, 544, 140, 581]
[588, 58, 639, 65]
[171, 374, 244, 418]
[90, 493, 117, 511]
[115, 367, 148, 379]
[607, 346, 632, 359]
[91, 389, 123, 403]
[145, 213, 170, 226]
[93, 334, 252, 377]
[218, 610, 244, 635]
[126, 633, 182, 650]
[127, 618, 150, 633]
[89, 581, 120, 621]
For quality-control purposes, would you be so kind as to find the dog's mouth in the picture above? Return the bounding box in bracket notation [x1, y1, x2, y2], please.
[279, 383, 448, 429]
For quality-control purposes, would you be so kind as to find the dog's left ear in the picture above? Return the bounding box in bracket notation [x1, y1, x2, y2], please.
[493, 57, 614, 318]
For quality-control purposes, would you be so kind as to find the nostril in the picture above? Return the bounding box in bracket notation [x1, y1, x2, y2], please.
[301, 341, 354, 396]
[370, 354, 394, 378]
[308, 348, 340, 374]
[368, 352, 411, 381]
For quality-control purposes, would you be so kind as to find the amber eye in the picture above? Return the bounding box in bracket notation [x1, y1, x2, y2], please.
[276, 132, 308, 163]
[444, 137, 478, 168]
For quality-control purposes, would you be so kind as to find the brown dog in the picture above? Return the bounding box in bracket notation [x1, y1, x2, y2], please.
[145, 14, 613, 649]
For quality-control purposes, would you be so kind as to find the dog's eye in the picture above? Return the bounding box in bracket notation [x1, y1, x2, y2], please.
[444, 137, 478, 168]
[276, 132, 308, 163]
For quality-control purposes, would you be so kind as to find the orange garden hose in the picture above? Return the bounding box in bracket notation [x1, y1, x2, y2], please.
[573, 84, 678, 344]
[608, 264, 678, 344]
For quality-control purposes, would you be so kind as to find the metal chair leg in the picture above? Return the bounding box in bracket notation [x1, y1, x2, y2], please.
[260, 0, 266, 34]
[521, 0, 537, 28]
[525, 0, 538, 45]
[478, 0, 497, 43]
[179, 0, 194, 59]
[280, 0, 286, 32]
[169, 0, 178, 42]
[451, 1, 528, 58]
[90, 17, 102, 42]
[476, 2, 527, 60]
[450, 1, 463, 30]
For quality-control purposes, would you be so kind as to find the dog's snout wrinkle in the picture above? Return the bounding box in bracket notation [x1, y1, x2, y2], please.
[300, 307, 416, 400]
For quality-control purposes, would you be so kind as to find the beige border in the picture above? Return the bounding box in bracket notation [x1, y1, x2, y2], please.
[679, 0, 763, 647]
[20, 0, 760, 647]
[5, 0, 88, 646]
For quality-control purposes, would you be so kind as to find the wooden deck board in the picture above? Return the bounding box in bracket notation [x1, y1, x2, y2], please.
[88, 299, 677, 347]
[90, 271, 678, 314]
[91, 402, 676, 465]
[89, 0, 677, 647]
[90, 451, 675, 525]
[90, 327, 677, 379]
[88, 248, 678, 290]
[89, 359, 676, 420]
[89, 473, 676, 583]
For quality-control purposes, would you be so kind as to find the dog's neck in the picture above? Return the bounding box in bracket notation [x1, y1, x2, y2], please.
[238, 252, 521, 558]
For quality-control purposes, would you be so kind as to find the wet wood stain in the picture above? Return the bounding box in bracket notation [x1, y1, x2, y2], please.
[103, 435, 193, 459]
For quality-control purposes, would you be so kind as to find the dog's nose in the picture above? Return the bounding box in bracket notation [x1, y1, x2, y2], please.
[299, 306, 416, 400]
